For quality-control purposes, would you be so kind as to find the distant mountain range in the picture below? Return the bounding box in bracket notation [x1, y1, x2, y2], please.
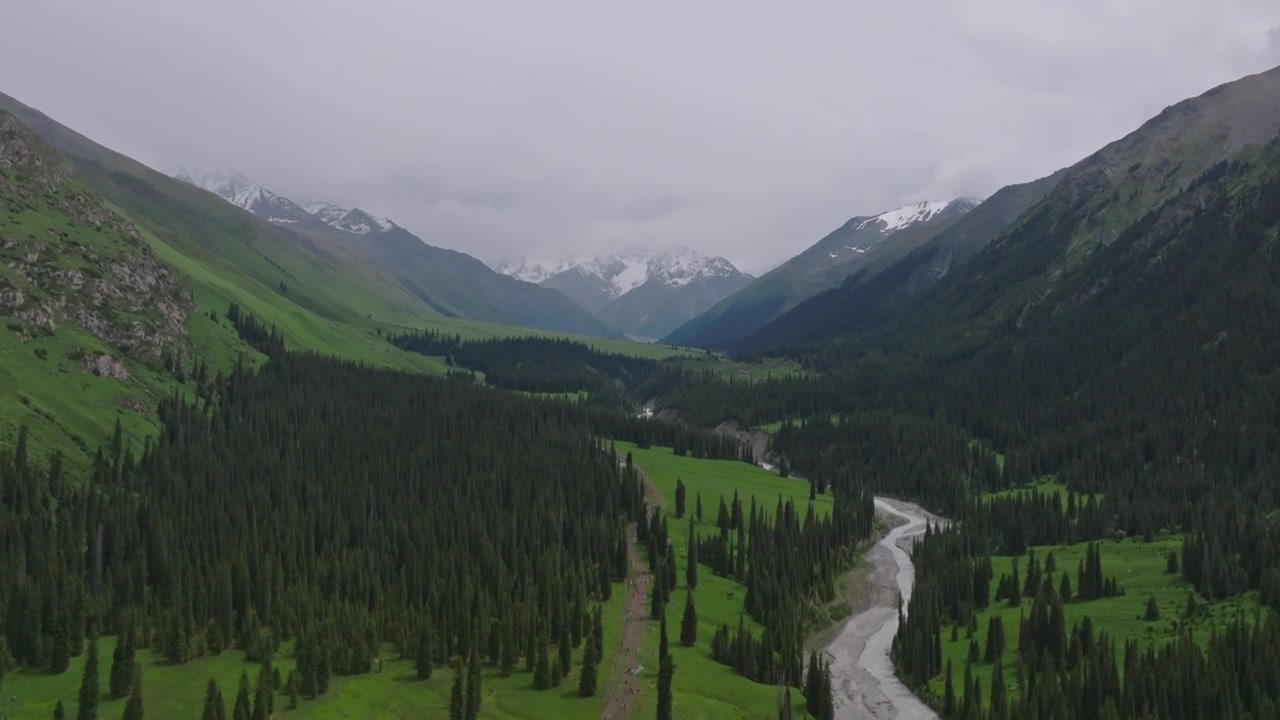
[170, 169, 609, 336]
[491, 249, 753, 340]
[662, 198, 978, 349]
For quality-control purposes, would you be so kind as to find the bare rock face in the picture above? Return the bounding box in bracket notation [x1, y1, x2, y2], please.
[84, 353, 130, 380]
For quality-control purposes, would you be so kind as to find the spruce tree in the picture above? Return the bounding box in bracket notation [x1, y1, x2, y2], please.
[533, 640, 550, 690]
[657, 612, 674, 720]
[557, 622, 572, 676]
[779, 686, 793, 720]
[943, 659, 955, 716]
[680, 589, 698, 647]
[695, 493, 703, 523]
[49, 613, 71, 675]
[202, 679, 224, 720]
[577, 630, 597, 697]
[465, 650, 481, 720]
[415, 624, 433, 680]
[449, 667, 465, 720]
[686, 517, 699, 589]
[232, 671, 251, 720]
[674, 478, 686, 518]
[54, 700, 66, 720]
[77, 635, 99, 720]
[110, 613, 136, 699]
[122, 663, 143, 720]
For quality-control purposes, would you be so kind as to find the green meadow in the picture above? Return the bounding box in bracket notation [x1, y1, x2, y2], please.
[925, 536, 1260, 708]
[1, 583, 627, 720]
[612, 441, 832, 720]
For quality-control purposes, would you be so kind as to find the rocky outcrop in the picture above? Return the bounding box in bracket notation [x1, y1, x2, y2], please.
[0, 111, 190, 371]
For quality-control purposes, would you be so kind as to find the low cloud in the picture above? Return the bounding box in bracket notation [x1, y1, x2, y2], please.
[1, 1, 1278, 273]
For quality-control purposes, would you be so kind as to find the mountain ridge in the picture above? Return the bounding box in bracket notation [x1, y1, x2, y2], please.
[662, 198, 976, 349]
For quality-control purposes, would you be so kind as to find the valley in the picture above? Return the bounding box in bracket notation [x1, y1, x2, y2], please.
[2, 20, 1280, 720]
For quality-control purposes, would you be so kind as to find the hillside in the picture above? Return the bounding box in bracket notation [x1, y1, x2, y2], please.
[662, 199, 975, 349]
[0, 110, 248, 467]
[737, 172, 1064, 351]
[181, 170, 610, 335]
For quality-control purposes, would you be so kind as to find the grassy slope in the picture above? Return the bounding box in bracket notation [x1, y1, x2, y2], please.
[3, 582, 627, 720]
[925, 537, 1260, 709]
[613, 442, 831, 720]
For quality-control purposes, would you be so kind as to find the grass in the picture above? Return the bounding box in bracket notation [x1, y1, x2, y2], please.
[611, 441, 832, 719]
[2, 583, 627, 720]
[924, 536, 1260, 709]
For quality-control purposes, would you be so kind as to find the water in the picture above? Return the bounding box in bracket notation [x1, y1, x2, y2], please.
[825, 498, 939, 720]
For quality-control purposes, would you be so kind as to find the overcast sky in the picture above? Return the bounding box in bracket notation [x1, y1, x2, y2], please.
[3, 1, 1279, 273]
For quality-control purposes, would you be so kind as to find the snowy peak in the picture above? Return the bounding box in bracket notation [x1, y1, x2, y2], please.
[489, 257, 577, 284]
[646, 249, 744, 289]
[179, 170, 314, 224]
[328, 207, 396, 234]
[550, 249, 750, 297]
[176, 169, 396, 235]
[856, 198, 978, 234]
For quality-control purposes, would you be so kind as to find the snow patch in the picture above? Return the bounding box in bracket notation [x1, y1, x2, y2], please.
[857, 200, 956, 233]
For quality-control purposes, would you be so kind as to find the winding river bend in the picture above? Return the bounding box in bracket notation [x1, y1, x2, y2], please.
[825, 497, 941, 720]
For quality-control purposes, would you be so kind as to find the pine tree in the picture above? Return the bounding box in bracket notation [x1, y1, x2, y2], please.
[122, 663, 143, 720]
[54, 700, 66, 720]
[686, 517, 699, 589]
[695, 493, 703, 523]
[415, 624, 433, 680]
[1060, 571, 1072, 602]
[943, 659, 955, 716]
[49, 610, 71, 675]
[674, 478, 686, 518]
[779, 686, 793, 720]
[232, 671, 251, 720]
[449, 666, 465, 720]
[465, 650, 481, 720]
[657, 612, 674, 720]
[577, 629, 597, 697]
[202, 679, 224, 720]
[77, 635, 99, 720]
[533, 639, 550, 690]
[680, 589, 698, 647]
[557, 622, 572, 676]
[110, 613, 136, 699]
[804, 651, 822, 717]
[1144, 596, 1161, 621]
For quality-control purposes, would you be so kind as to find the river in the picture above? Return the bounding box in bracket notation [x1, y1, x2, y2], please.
[824, 497, 942, 720]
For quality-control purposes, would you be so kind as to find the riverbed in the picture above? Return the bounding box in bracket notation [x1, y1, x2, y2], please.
[824, 497, 945, 720]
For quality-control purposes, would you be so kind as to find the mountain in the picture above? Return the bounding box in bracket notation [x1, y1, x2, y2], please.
[747, 65, 1280, 359]
[592, 251, 754, 339]
[663, 198, 977, 349]
[489, 257, 577, 284]
[172, 168, 609, 336]
[493, 249, 754, 339]
[735, 171, 1065, 351]
[0, 109, 221, 465]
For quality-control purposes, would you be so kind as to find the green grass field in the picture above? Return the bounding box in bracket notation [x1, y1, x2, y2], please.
[925, 536, 1260, 708]
[612, 442, 832, 719]
[1, 583, 627, 720]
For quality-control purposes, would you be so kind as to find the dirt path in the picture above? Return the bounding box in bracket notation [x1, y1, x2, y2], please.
[601, 466, 663, 720]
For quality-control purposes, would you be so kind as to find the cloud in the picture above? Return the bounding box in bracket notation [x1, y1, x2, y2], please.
[1, 0, 1278, 274]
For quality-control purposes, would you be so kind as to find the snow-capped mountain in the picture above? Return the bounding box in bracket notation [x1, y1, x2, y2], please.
[489, 257, 578, 285]
[664, 197, 977, 349]
[176, 170, 316, 224]
[493, 249, 753, 339]
[176, 170, 396, 235]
